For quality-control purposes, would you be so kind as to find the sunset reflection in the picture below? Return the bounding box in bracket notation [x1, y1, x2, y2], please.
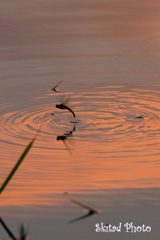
[1, 0, 160, 239]
[0, 87, 160, 207]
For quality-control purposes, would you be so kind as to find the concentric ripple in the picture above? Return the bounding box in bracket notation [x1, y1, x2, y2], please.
[1, 86, 160, 149]
[0, 103, 75, 146]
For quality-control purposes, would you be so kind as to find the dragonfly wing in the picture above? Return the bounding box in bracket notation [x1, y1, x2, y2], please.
[63, 95, 71, 105]
[63, 139, 72, 155]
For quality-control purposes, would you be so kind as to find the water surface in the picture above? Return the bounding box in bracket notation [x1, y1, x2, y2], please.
[0, 0, 160, 239]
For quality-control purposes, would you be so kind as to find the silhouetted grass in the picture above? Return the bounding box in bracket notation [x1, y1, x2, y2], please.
[0, 117, 46, 195]
[0, 217, 17, 240]
[0, 137, 36, 195]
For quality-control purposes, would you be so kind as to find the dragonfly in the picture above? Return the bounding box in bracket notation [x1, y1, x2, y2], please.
[51, 80, 63, 92]
[55, 95, 76, 118]
[65, 193, 100, 223]
[57, 125, 76, 140]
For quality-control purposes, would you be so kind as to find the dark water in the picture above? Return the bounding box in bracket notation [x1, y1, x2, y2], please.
[0, 0, 160, 239]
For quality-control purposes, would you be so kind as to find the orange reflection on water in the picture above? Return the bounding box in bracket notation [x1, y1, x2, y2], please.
[1, 86, 160, 206]
[0, 135, 160, 207]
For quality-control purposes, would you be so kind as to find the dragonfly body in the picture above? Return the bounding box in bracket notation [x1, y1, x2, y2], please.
[56, 103, 76, 118]
[56, 103, 66, 110]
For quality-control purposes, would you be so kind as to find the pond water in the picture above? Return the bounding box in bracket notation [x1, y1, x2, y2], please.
[0, 0, 160, 239]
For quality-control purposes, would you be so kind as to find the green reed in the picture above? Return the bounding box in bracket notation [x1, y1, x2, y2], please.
[0, 117, 46, 195]
[0, 217, 17, 240]
[0, 137, 36, 195]
[0, 217, 28, 240]
[19, 224, 29, 240]
[0, 118, 46, 239]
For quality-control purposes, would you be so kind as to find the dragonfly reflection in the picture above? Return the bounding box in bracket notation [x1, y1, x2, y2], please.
[64, 193, 100, 223]
[135, 116, 144, 119]
[57, 126, 76, 155]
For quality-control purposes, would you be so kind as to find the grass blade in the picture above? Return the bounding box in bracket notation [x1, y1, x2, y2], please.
[0, 138, 35, 195]
[19, 224, 29, 240]
[0, 116, 46, 195]
[0, 217, 17, 240]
